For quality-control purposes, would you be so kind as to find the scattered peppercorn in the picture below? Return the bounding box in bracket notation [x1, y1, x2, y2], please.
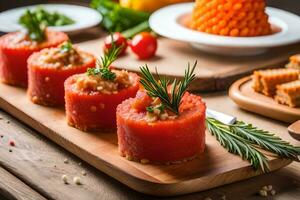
[0, 135, 3, 138]
[64, 158, 69, 164]
[9, 149, 12, 152]
[81, 170, 87, 176]
[6, 121, 10, 124]
[9, 140, 15, 147]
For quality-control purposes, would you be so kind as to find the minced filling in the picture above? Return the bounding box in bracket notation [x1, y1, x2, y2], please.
[8, 32, 39, 48]
[35, 42, 86, 69]
[145, 97, 177, 123]
[75, 69, 133, 95]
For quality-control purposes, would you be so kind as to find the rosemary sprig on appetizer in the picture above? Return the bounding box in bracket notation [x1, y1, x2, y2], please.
[87, 42, 122, 81]
[19, 9, 45, 42]
[140, 62, 196, 114]
[139, 62, 300, 172]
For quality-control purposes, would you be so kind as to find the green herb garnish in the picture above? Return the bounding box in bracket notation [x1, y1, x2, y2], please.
[19, 9, 45, 42]
[60, 41, 73, 53]
[19, 6, 75, 27]
[90, 0, 150, 33]
[139, 63, 300, 172]
[87, 42, 122, 81]
[140, 62, 196, 115]
[146, 104, 165, 113]
[207, 117, 300, 172]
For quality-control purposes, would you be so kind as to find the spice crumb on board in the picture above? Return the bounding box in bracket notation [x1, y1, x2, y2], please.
[61, 174, 68, 184]
[271, 190, 276, 196]
[8, 149, 12, 152]
[78, 162, 82, 166]
[259, 190, 268, 197]
[0, 135, 3, 138]
[73, 176, 82, 185]
[6, 121, 10, 124]
[64, 158, 69, 164]
[81, 170, 87, 176]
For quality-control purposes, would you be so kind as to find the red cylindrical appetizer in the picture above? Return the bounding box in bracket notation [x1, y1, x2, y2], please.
[28, 42, 96, 106]
[64, 45, 140, 131]
[0, 29, 68, 87]
[117, 63, 206, 164]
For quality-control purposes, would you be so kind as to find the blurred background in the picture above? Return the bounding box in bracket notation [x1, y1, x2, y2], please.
[0, 0, 299, 15]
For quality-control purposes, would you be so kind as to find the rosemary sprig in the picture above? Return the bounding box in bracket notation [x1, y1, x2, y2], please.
[231, 121, 300, 161]
[87, 41, 122, 81]
[206, 117, 270, 172]
[19, 9, 45, 42]
[139, 61, 196, 114]
[206, 117, 300, 172]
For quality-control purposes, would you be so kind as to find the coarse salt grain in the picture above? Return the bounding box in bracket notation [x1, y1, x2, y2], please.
[62, 175, 68, 184]
[73, 176, 81, 185]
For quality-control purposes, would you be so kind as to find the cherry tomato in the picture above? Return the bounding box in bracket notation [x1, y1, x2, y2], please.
[103, 32, 128, 55]
[130, 32, 157, 59]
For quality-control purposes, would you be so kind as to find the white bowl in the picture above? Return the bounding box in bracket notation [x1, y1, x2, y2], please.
[0, 4, 102, 33]
[149, 3, 300, 56]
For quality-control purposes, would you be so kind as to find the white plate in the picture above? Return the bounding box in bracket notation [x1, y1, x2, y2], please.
[0, 4, 102, 33]
[149, 3, 300, 56]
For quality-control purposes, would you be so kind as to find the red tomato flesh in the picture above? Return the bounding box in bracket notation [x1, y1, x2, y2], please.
[117, 92, 206, 163]
[64, 73, 140, 131]
[0, 30, 68, 87]
[27, 51, 96, 107]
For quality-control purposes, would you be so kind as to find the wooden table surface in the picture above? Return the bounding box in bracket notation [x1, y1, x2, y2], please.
[0, 1, 300, 199]
[0, 92, 299, 200]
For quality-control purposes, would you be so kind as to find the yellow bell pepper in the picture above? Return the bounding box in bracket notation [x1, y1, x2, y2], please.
[120, 0, 193, 13]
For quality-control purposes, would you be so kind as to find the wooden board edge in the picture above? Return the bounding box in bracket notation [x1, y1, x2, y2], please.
[229, 77, 300, 123]
[0, 94, 293, 196]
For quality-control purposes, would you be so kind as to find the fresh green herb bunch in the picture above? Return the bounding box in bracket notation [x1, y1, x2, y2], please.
[90, 0, 150, 32]
[87, 42, 122, 81]
[19, 9, 45, 42]
[140, 62, 197, 115]
[60, 41, 73, 53]
[19, 6, 75, 27]
[206, 117, 300, 172]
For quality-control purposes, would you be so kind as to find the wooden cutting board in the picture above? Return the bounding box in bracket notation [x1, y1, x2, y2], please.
[0, 83, 292, 196]
[229, 77, 300, 123]
[77, 37, 300, 91]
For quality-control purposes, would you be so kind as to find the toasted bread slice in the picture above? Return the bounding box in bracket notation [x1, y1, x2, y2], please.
[275, 80, 300, 107]
[286, 54, 300, 70]
[252, 68, 299, 96]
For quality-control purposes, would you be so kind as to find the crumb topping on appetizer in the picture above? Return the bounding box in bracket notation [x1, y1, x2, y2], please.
[75, 69, 133, 94]
[34, 41, 89, 69]
[73, 43, 133, 94]
[131, 62, 197, 123]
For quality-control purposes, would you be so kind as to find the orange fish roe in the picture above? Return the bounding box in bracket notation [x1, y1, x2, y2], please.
[191, 0, 272, 37]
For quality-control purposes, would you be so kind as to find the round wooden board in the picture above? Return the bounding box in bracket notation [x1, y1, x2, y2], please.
[229, 76, 300, 123]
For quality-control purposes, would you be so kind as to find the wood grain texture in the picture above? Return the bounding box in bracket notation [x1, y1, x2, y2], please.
[0, 95, 300, 200]
[77, 36, 300, 91]
[0, 167, 47, 200]
[0, 83, 295, 196]
[288, 120, 300, 141]
[229, 77, 300, 123]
